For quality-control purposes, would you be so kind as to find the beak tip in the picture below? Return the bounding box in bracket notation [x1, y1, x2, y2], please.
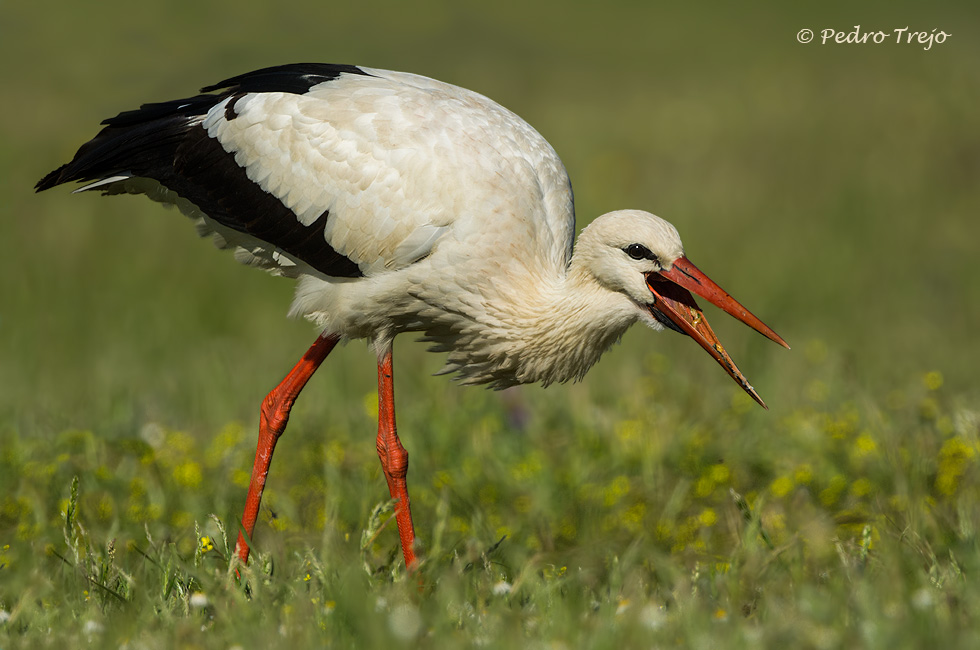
[751, 391, 769, 410]
[762, 329, 790, 351]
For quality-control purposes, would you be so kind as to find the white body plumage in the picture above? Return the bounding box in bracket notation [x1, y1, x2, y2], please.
[40, 64, 784, 393]
[57, 66, 693, 388]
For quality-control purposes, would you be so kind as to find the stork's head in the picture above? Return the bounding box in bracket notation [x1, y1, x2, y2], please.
[578, 210, 789, 408]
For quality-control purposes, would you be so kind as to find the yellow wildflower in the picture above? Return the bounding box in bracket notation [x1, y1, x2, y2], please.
[770, 476, 794, 498]
[923, 371, 943, 391]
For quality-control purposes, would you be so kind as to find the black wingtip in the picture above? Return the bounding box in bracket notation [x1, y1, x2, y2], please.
[35, 165, 68, 193]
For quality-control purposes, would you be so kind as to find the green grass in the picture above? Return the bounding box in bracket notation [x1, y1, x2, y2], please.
[2, 1, 980, 647]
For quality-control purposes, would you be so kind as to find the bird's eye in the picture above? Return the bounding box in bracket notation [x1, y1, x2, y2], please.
[624, 243, 656, 262]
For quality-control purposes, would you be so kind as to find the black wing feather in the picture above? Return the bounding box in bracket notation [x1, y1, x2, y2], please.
[35, 64, 374, 278]
[201, 63, 369, 95]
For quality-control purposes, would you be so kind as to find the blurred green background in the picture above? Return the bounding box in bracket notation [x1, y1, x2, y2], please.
[1, 0, 979, 647]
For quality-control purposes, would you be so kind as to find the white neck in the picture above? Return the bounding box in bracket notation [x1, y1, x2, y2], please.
[436, 252, 641, 388]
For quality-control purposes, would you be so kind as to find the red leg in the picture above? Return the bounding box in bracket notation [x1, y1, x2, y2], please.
[376, 344, 419, 569]
[235, 333, 340, 565]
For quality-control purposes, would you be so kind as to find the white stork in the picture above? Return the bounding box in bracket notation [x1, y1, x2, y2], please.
[37, 63, 788, 570]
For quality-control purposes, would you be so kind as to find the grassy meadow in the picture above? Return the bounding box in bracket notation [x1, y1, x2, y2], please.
[2, 1, 979, 647]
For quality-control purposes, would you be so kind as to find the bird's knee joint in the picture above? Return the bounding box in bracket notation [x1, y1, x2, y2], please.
[381, 448, 409, 479]
[260, 394, 292, 438]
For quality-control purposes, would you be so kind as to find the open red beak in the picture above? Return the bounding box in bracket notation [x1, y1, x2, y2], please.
[645, 256, 789, 409]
